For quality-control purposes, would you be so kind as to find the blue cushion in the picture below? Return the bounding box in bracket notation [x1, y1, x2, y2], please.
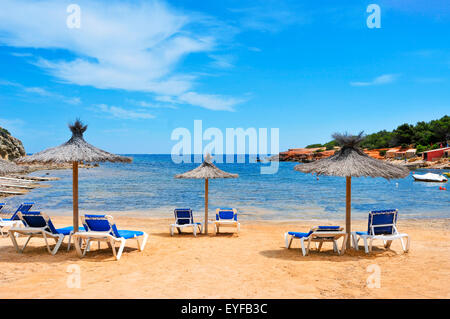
[56, 226, 86, 235]
[117, 229, 144, 239]
[287, 231, 312, 238]
[356, 231, 368, 236]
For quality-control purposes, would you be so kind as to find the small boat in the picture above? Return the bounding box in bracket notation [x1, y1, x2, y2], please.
[412, 173, 448, 183]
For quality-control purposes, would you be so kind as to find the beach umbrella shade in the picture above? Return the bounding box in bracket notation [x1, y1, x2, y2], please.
[294, 133, 410, 248]
[175, 154, 239, 234]
[0, 158, 28, 176]
[16, 120, 131, 232]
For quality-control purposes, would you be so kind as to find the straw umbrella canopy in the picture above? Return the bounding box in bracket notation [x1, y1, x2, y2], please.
[0, 158, 28, 176]
[175, 154, 238, 234]
[294, 132, 409, 248]
[16, 120, 131, 232]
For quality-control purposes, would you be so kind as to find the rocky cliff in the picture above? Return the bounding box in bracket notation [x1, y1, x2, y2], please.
[0, 127, 26, 160]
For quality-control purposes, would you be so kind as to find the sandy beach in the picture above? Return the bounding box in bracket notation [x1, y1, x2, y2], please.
[0, 215, 449, 299]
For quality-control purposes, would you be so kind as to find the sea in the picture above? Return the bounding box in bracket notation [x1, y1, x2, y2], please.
[3, 154, 449, 220]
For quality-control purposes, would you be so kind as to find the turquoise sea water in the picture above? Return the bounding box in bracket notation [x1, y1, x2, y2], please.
[3, 155, 449, 220]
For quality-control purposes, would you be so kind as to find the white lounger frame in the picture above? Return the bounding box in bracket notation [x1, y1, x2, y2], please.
[213, 208, 240, 235]
[351, 224, 410, 254]
[72, 215, 148, 260]
[170, 210, 203, 236]
[8, 226, 65, 255]
[285, 227, 348, 256]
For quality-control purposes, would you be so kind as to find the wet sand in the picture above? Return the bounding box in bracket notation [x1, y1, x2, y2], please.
[0, 216, 449, 298]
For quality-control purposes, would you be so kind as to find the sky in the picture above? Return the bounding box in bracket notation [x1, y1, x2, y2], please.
[0, 0, 449, 154]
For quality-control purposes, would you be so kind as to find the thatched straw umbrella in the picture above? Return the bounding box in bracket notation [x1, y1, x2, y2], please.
[16, 120, 131, 232]
[175, 154, 238, 234]
[0, 158, 28, 176]
[294, 133, 409, 248]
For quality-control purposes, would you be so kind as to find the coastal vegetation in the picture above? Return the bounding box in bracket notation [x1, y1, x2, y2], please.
[308, 115, 449, 152]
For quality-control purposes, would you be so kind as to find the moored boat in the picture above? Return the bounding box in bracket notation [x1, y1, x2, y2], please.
[412, 173, 447, 183]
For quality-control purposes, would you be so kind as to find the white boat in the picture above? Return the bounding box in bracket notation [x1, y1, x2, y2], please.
[412, 173, 448, 183]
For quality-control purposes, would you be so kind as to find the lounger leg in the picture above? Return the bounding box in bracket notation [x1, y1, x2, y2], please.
[193, 226, 197, 237]
[67, 233, 72, 251]
[385, 240, 392, 249]
[363, 237, 369, 254]
[317, 242, 323, 252]
[301, 238, 307, 256]
[170, 226, 174, 236]
[285, 233, 291, 248]
[136, 233, 148, 251]
[306, 238, 312, 255]
[176, 227, 181, 234]
[404, 235, 410, 252]
[8, 230, 22, 253]
[369, 238, 374, 253]
[50, 235, 64, 255]
[333, 240, 338, 253]
[116, 239, 126, 260]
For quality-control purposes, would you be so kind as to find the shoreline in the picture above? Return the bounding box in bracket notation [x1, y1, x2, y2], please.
[0, 216, 449, 298]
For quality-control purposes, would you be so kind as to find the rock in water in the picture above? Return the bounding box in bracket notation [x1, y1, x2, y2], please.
[0, 127, 26, 160]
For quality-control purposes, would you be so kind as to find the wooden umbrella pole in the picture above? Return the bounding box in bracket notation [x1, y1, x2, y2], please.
[73, 161, 79, 232]
[204, 178, 209, 234]
[345, 176, 352, 249]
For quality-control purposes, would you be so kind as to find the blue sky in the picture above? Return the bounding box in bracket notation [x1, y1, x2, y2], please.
[0, 0, 449, 154]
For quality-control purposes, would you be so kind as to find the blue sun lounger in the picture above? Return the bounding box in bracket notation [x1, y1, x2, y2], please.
[213, 208, 240, 235]
[0, 203, 34, 236]
[351, 209, 410, 254]
[170, 208, 203, 236]
[285, 226, 347, 256]
[72, 214, 148, 260]
[8, 211, 84, 255]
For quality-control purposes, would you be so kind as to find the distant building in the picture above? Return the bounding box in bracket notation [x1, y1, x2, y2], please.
[385, 147, 416, 160]
[422, 147, 450, 161]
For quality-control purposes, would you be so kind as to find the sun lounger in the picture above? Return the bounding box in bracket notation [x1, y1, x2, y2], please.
[213, 208, 240, 235]
[0, 202, 34, 236]
[72, 214, 148, 260]
[170, 208, 203, 236]
[351, 209, 410, 254]
[285, 226, 347, 256]
[8, 211, 84, 255]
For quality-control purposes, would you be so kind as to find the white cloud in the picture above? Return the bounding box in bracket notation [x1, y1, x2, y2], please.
[209, 54, 235, 69]
[0, 0, 243, 111]
[11, 52, 33, 57]
[177, 92, 245, 111]
[0, 79, 81, 105]
[230, 4, 306, 33]
[96, 104, 154, 120]
[126, 99, 177, 109]
[350, 74, 399, 87]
